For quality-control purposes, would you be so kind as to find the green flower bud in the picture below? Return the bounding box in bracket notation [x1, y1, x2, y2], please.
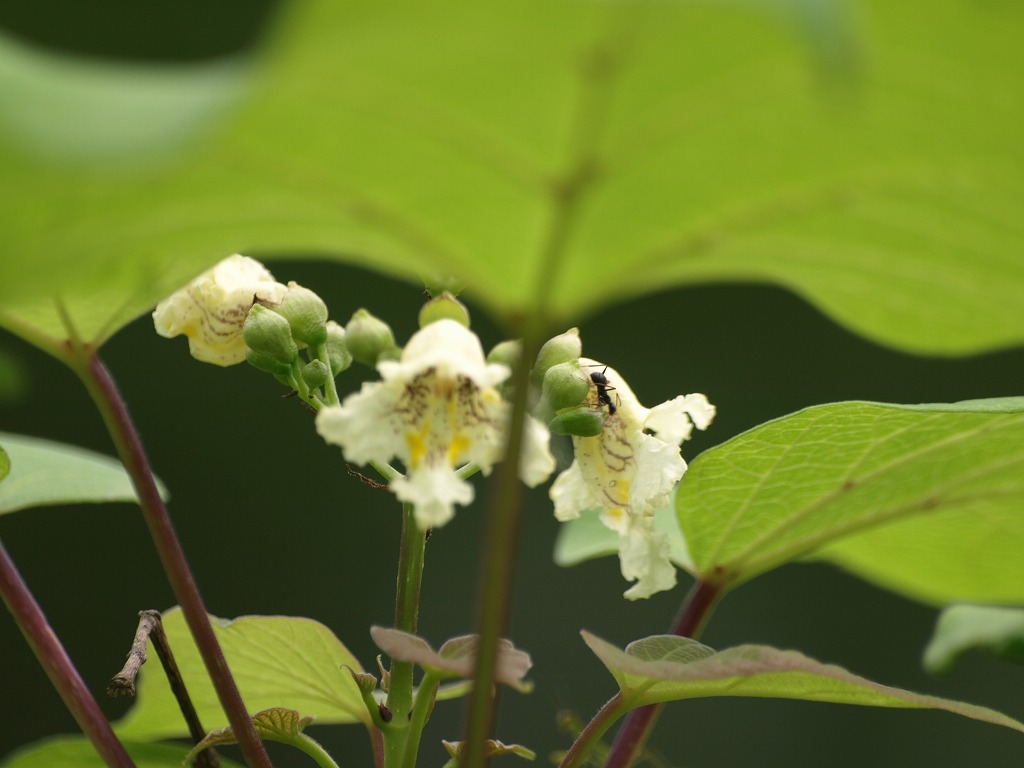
[530, 328, 581, 389]
[418, 291, 470, 329]
[325, 320, 353, 375]
[301, 359, 330, 389]
[542, 361, 590, 411]
[487, 339, 522, 369]
[420, 273, 466, 298]
[243, 304, 298, 366]
[345, 309, 399, 366]
[270, 281, 329, 347]
[548, 404, 607, 437]
[245, 349, 293, 378]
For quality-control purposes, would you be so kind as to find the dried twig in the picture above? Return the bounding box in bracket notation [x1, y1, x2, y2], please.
[108, 610, 220, 768]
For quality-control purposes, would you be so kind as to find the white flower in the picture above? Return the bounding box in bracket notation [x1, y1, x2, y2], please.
[153, 254, 288, 366]
[550, 359, 715, 599]
[317, 319, 556, 529]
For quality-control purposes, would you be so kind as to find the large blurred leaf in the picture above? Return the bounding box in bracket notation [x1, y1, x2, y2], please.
[583, 632, 1024, 734]
[1, 1, 1022, 354]
[116, 608, 369, 740]
[675, 399, 1024, 600]
[0, 736, 242, 768]
[0, 432, 166, 515]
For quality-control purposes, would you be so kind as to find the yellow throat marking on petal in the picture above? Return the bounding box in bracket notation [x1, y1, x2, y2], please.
[406, 419, 431, 469]
[604, 507, 626, 525]
[447, 433, 471, 466]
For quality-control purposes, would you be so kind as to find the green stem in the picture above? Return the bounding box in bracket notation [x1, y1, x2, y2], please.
[401, 672, 441, 768]
[292, 733, 342, 768]
[600, 579, 722, 768]
[460, 18, 634, 759]
[70, 347, 272, 768]
[382, 502, 428, 767]
[0, 537, 135, 768]
[460, 328, 543, 765]
[315, 343, 341, 407]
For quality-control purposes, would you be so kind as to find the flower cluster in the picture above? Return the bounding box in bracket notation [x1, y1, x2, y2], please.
[153, 255, 715, 598]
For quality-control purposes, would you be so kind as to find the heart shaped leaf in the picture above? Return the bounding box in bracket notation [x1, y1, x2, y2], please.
[583, 632, 1024, 734]
[675, 399, 1024, 600]
[0, 737, 242, 768]
[0, 432, 167, 516]
[116, 608, 369, 740]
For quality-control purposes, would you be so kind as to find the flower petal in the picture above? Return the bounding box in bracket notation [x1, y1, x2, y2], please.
[519, 416, 555, 488]
[315, 383, 406, 467]
[629, 432, 687, 517]
[378, 319, 509, 389]
[391, 465, 474, 529]
[618, 519, 677, 600]
[549, 460, 595, 522]
[153, 254, 288, 366]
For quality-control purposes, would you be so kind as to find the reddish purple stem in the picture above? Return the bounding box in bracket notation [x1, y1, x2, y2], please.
[78, 350, 271, 768]
[0, 538, 135, 767]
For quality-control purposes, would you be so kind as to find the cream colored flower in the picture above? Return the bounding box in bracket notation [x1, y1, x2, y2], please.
[550, 359, 715, 599]
[153, 254, 288, 366]
[317, 319, 555, 528]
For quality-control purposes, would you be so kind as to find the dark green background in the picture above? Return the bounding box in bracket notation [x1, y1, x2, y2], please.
[1, 4, 1022, 766]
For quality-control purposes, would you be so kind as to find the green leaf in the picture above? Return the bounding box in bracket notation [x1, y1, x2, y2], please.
[675, 399, 1024, 597]
[923, 605, 1024, 675]
[116, 608, 370, 740]
[553, 505, 692, 571]
[442, 739, 536, 762]
[582, 632, 1024, 734]
[0, 736, 243, 768]
[370, 627, 533, 692]
[0, 432, 167, 515]
[1, 1, 1023, 355]
[0, 445, 9, 483]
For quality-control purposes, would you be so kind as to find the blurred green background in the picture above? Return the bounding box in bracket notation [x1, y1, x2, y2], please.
[1, 2, 1023, 766]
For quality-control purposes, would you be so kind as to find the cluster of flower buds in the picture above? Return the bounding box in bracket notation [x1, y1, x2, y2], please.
[529, 328, 607, 438]
[153, 254, 357, 409]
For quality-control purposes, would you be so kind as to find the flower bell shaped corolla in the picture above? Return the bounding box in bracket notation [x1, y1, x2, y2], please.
[153, 254, 288, 366]
[317, 319, 555, 529]
[549, 359, 715, 600]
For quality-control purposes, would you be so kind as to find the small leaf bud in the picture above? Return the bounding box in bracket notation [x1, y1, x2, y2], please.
[271, 281, 329, 347]
[541, 361, 590, 412]
[301, 359, 330, 390]
[348, 670, 378, 696]
[376, 654, 391, 692]
[325, 320, 353, 375]
[346, 309, 399, 366]
[530, 328, 581, 389]
[243, 304, 298, 367]
[549, 404, 607, 437]
[418, 291, 470, 329]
